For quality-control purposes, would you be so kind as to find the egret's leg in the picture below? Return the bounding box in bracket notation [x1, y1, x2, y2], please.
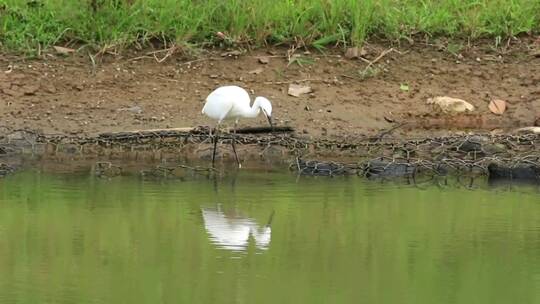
[231, 121, 241, 168]
[212, 125, 219, 167]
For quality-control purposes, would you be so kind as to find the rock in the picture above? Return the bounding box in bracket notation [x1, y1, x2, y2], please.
[364, 160, 416, 178]
[457, 135, 489, 153]
[488, 163, 540, 181]
[534, 117, 540, 127]
[458, 140, 483, 152]
[248, 68, 263, 74]
[258, 56, 270, 64]
[427, 96, 475, 113]
[288, 84, 312, 97]
[488, 99, 506, 115]
[515, 126, 540, 134]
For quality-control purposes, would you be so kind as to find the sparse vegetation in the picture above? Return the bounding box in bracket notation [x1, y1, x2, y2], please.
[0, 0, 539, 54]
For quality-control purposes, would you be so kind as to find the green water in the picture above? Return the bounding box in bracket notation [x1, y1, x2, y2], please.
[1, 171, 540, 304]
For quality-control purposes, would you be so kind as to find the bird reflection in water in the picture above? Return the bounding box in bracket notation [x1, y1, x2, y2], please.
[202, 205, 274, 252]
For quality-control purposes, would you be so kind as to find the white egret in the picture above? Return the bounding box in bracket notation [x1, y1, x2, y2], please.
[202, 85, 273, 167]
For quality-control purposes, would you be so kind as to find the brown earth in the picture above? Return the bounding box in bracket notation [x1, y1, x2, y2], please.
[1, 39, 539, 140]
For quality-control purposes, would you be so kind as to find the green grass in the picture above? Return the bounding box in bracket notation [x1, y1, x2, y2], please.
[1, 0, 539, 54]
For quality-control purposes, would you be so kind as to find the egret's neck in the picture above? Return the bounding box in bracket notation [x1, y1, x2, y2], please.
[242, 100, 261, 118]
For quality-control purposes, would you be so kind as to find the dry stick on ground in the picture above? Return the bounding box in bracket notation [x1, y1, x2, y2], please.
[99, 126, 294, 138]
[153, 45, 182, 63]
[340, 48, 403, 80]
[361, 48, 396, 74]
[128, 45, 181, 62]
[263, 78, 325, 85]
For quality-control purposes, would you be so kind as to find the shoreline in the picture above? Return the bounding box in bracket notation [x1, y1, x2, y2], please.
[1, 40, 539, 179]
[1, 127, 539, 180]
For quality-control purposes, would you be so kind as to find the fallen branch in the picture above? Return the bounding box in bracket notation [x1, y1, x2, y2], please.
[98, 126, 294, 140]
[263, 79, 324, 85]
[99, 127, 196, 139]
[361, 48, 396, 74]
[235, 126, 294, 134]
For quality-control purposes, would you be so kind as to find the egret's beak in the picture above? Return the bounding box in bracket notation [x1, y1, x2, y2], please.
[266, 115, 274, 130]
[263, 110, 274, 130]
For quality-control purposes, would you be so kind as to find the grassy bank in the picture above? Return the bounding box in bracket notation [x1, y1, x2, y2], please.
[1, 0, 539, 54]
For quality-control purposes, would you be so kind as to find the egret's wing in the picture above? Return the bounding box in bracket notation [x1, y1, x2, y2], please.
[202, 94, 234, 122]
[203, 86, 250, 121]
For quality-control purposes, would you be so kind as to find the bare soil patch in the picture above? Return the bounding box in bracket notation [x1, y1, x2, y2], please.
[1, 40, 539, 140]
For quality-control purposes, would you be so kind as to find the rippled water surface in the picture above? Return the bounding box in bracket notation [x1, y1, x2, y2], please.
[1, 171, 539, 304]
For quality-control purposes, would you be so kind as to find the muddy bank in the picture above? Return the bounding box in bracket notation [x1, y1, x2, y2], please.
[1, 126, 539, 181]
[1, 40, 539, 140]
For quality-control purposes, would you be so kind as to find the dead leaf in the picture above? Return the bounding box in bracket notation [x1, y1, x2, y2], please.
[427, 96, 475, 113]
[488, 99, 506, 115]
[399, 83, 409, 92]
[248, 68, 263, 74]
[383, 116, 395, 123]
[53, 46, 75, 55]
[288, 84, 312, 97]
[258, 56, 270, 64]
[344, 47, 367, 59]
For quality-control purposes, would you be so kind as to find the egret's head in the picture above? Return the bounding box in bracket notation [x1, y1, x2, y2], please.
[255, 97, 273, 128]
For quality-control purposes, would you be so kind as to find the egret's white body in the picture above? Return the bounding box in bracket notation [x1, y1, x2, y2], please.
[202, 207, 272, 251]
[202, 85, 272, 125]
[201, 85, 273, 167]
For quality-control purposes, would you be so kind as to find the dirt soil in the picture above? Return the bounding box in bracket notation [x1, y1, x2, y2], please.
[1, 39, 539, 140]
